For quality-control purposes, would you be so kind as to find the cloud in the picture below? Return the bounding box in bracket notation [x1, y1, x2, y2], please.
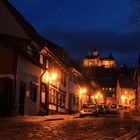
[40, 27, 139, 66]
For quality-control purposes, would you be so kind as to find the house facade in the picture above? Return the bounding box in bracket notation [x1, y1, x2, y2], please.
[134, 67, 140, 111]
[0, 0, 99, 117]
[0, 35, 45, 116]
[116, 69, 135, 109]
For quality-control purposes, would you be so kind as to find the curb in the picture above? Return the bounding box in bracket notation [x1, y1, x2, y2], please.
[44, 118, 65, 121]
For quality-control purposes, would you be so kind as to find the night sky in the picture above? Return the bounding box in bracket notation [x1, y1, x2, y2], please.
[10, 0, 140, 67]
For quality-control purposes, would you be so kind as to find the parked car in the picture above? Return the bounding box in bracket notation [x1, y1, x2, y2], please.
[103, 105, 110, 114]
[117, 105, 124, 110]
[111, 104, 117, 109]
[80, 104, 99, 117]
[98, 105, 106, 115]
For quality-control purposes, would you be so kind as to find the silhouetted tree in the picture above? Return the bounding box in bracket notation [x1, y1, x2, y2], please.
[138, 52, 140, 65]
[129, 0, 140, 26]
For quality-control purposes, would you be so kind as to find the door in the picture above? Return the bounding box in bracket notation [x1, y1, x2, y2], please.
[18, 82, 26, 115]
[0, 78, 14, 117]
[40, 83, 48, 114]
[69, 94, 72, 114]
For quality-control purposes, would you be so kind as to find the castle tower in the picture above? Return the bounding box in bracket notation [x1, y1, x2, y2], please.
[83, 50, 116, 68]
[83, 49, 100, 67]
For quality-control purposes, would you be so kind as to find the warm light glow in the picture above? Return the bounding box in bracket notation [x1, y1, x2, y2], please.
[125, 91, 128, 94]
[97, 92, 100, 96]
[95, 95, 98, 99]
[42, 71, 49, 83]
[46, 71, 49, 82]
[91, 96, 95, 99]
[100, 95, 103, 98]
[51, 73, 57, 80]
[82, 88, 87, 93]
[121, 95, 125, 100]
[80, 88, 87, 94]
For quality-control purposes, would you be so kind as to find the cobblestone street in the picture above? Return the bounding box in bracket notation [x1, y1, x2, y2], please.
[0, 110, 139, 140]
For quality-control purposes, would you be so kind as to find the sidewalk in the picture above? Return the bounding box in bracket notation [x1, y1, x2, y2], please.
[0, 114, 79, 124]
[0, 114, 79, 140]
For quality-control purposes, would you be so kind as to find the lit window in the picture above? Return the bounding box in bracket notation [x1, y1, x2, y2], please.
[40, 55, 49, 68]
[49, 89, 57, 104]
[40, 54, 43, 64]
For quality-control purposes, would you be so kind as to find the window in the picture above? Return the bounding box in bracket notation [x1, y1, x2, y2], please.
[40, 55, 49, 68]
[49, 89, 57, 104]
[58, 94, 66, 107]
[29, 82, 38, 102]
[43, 56, 46, 67]
[61, 73, 66, 87]
[27, 46, 33, 56]
[40, 54, 43, 64]
[41, 83, 47, 104]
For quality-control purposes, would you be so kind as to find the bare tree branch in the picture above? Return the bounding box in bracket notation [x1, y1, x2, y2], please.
[129, 0, 140, 26]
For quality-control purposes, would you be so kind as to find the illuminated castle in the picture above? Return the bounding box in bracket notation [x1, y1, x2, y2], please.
[83, 49, 116, 68]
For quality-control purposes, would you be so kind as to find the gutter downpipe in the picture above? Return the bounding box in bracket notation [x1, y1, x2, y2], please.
[40, 68, 50, 115]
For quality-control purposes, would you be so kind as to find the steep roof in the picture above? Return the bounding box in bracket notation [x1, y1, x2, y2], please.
[2, 0, 45, 47]
[3, 0, 71, 68]
[92, 68, 117, 88]
[119, 76, 134, 88]
[117, 68, 135, 88]
[0, 34, 44, 68]
[85, 55, 99, 59]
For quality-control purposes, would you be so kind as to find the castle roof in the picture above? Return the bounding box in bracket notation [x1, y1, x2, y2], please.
[85, 55, 99, 59]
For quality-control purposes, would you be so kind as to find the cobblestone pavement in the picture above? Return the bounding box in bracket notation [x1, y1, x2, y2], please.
[0, 110, 139, 140]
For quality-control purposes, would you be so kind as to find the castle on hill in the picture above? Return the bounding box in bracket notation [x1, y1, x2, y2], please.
[83, 49, 116, 68]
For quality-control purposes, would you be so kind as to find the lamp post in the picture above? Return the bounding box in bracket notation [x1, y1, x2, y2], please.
[94, 92, 103, 104]
[91, 96, 95, 104]
[79, 88, 87, 109]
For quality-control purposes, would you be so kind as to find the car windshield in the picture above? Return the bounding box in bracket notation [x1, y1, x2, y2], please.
[82, 104, 95, 109]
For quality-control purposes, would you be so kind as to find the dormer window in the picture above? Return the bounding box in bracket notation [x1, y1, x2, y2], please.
[27, 46, 33, 56]
[40, 54, 49, 68]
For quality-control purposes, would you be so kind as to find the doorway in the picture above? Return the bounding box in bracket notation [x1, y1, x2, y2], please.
[18, 82, 26, 115]
[0, 78, 14, 117]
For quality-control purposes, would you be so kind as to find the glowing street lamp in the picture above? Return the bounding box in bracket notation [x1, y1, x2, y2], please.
[51, 73, 57, 80]
[95, 92, 103, 104]
[80, 88, 87, 94]
[49, 72, 57, 83]
[125, 91, 128, 94]
[100, 95, 103, 98]
[91, 96, 95, 99]
[121, 95, 125, 100]
[95, 95, 98, 99]
[82, 88, 87, 94]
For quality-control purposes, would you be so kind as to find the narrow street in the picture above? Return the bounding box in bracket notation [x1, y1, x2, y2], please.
[0, 110, 139, 140]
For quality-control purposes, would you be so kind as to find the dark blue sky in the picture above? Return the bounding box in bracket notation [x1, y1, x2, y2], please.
[10, 0, 140, 67]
